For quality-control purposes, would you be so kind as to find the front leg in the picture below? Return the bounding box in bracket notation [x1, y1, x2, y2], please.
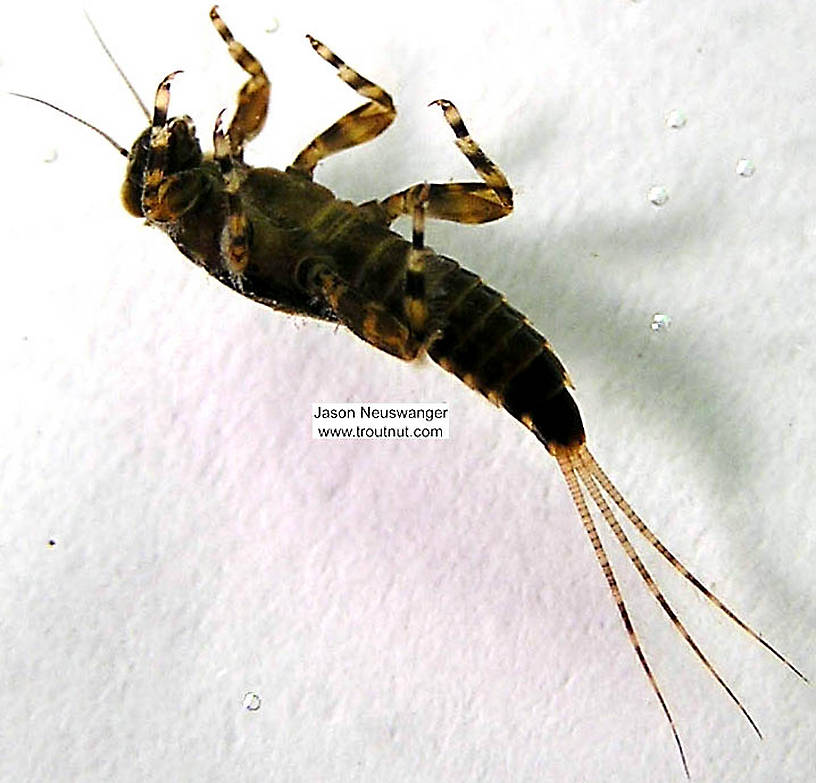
[213, 110, 251, 285]
[140, 73, 210, 223]
[209, 6, 270, 161]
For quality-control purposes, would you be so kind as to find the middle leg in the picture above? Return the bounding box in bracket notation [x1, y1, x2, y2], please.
[288, 36, 396, 179]
[403, 183, 433, 336]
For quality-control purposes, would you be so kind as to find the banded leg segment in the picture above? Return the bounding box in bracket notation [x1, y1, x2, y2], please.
[209, 6, 270, 160]
[208, 4, 266, 282]
[141, 73, 208, 222]
[213, 111, 251, 282]
[289, 36, 396, 178]
[300, 261, 422, 360]
[374, 100, 513, 226]
[141, 71, 179, 219]
[404, 184, 433, 335]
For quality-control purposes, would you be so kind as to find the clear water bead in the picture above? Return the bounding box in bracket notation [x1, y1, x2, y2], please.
[665, 109, 687, 129]
[242, 692, 262, 711]
[650, 313, 672, 332]
[736, 158, 756, 178]
[648, 186, 669, 207]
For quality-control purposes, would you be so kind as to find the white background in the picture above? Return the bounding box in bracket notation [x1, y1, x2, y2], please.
[1, 1, 814, 781]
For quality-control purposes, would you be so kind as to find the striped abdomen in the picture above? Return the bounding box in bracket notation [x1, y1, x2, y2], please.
[428, 258, 585, 450]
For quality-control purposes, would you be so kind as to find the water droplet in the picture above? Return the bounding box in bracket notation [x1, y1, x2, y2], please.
[650, 313, 672, 332]
[736, 158, 756, 178]
[265, 18, 280, 33]
[43, 149, 58, 164]
[648, 186, 669, 207]
[665, 109, 687, 130]
[242, 692, 261, 711]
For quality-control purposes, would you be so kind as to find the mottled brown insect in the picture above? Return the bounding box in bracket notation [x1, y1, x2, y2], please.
[16, 7, 806, 778]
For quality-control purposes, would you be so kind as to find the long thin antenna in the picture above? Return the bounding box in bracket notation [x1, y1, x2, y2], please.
[8, 92, 128, 156]
[84, 11, 150, 120]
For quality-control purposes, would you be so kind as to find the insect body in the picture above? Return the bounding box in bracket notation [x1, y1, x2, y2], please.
[21, 7, 806, 778]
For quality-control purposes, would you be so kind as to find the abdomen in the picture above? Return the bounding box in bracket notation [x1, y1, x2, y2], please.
[428, 257, 585, 450]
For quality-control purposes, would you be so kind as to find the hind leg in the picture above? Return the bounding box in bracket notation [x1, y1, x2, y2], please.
[364, 100, 513, 227]
[298, 260, 423, 360]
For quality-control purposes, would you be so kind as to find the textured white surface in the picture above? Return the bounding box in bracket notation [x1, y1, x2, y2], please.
[1, 1, 815, 781]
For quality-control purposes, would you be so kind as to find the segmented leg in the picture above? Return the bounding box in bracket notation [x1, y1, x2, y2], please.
[141, 71, 180, 218]
[370, 100, 513, 226]
[300, 261, 422, 360]
[289, 36, 396, 178]
[552, 442, 807, 777]
[141, 73, 208, 222]
[404, 183, 432, 335]
[213, 110, 250, 283]
[209, 6, 270, 160]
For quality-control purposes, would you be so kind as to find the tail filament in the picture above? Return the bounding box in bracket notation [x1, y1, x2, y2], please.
[551, 442, 806, 777]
